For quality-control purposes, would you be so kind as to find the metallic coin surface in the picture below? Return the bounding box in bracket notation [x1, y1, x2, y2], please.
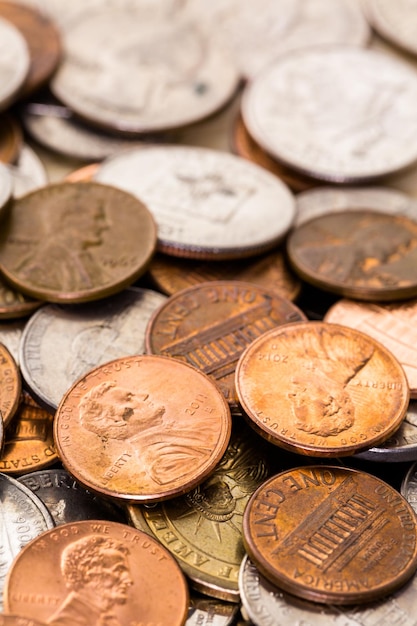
[287, 210, 417, 301]
[19, 287, 167, 412]
[186, 594, 239, 626]
[51, 8, 239, 134]
[146, 281, 306, 411]
[0, 391, 57, 475]
[0, 163, 12, 219]
[0, 319, 26, 364]
[4, 520, 189, 625]
[18, 468, 124, 526]
[0, 344, 21, 427]
[0, 1, 61, 97]
[325, 298, 417, 398]
[0, 115, 22, 165]
[364, 0, 417, 57]
[9, 144, 48, 199]
[243, 466, 417, 604]
[148, 250, 301, 301]
[0, 182, 157, 303]
[65, 162, 99, 183]
[0, 16, 29, 111]
[0, 278, 41, 320]
[54, 354, 232, 502]
[95, 145, 296, 259]
[401, 461, 417, 515]
[0, 618, 45, 626]
[242, 47, 417, 182]
[235, 321, 410, 457]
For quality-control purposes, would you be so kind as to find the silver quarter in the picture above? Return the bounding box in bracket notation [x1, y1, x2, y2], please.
[242, 46, 417, 182]
[0, 16, 30, 111]
[9, 145, 48, 199]
[0, 319, 27, 364]
[94, 145, 295, 259]
[364, 0, 417, 57]
[19, 287, 167, 412]
[0, 163, 12, 219]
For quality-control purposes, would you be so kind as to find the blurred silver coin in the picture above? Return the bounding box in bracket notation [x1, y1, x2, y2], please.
[401, 460, 417, 514]
[0, 163, 12, 218]
[19, 287, 167, 412]
[295, 186, 417, 226]
[242, 46, 417, 183]
[51, 8, 239, 134]
[186, 594, 239, 626]
[0, 319, 26, 364]
[94, 145, 295, 259]
[9, 145, 48, 198]
[0, 16, 30, 111]
[364, 0, 417, 57]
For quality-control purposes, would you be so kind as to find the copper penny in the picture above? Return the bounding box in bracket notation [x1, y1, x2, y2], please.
[235, 321, 409, 457]
[0, 343, 21, 427]
[4, 519, 189, 625]
[324, 298, 417, 399]
[0, 114, 22, 165]
[0, 390, 57, 475]
[0, 1, 61, 97]
[148, 250, 301, 301]
[0, 182, 157, 303]
[65, 162, 99, 183]
[54, 354, 231, 503]
[287, 210, 417, 301]
[243, 465, 417, 604]
[0, 617, 44, 626]
[145, 281, 306, 411]
[0, 278, 41, 320]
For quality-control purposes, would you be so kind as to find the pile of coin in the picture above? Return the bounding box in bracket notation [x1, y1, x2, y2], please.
[1, 1, 417, 625]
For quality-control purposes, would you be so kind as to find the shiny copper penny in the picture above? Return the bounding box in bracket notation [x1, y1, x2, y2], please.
[287, 210, 417, 301]
[324, 298, 417, 399]
[145, 281, 306, 411]
[235, 321, 409, 457]
[65, 162, 99, 183]
[0, 343, 21, 427]
[0, 1, 61, 97]
[148, 250, 301, 301]
[243, 466, 417, 604]
[0, 114, 22, 164]
[4, 520, 189, 625]
[0, 182, 157, 303]
[0, 617, 44, 626]
[54, 354, 231, 503]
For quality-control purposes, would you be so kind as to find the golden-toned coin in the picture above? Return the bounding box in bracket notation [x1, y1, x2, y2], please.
[0, 342, 21, 427]
[243, 465, 417, 604]
[0, 182, 157, 303]
[148, 250, 301, 301]
[4, 520, 189, 625]
[287, 210, 417, 301]
[54, 354, 232, 503]
[145, 281, 306, 411]
[235, 321, 409, 457]
[0, 114, 22, 164]
[0, 390, 57, 475]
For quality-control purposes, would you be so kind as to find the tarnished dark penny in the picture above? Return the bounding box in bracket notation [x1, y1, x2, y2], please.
[0, 1, 61, 97]
[145, 281, 306, 411]
[0, 182, 157, 303]
[0, 343, 21, 427]
[0, 390, 57, 474]
[287, 210, 417, 301]
[0, 278, 41, 320]
[243, 466, 417, 604]
[4, 520, 189, 625]
[65, 162, 99, 183]
[235, 321, 410, 457]
[54, 354, 231, 503]
[148, 251, 301, 301]
[0, 114, 22, 164]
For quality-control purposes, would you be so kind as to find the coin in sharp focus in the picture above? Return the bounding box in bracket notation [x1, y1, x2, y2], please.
[146, 281, 306, 412]
[18, 468, 125, 526]
[401, 461, 417, 515]
[186, 593, 240, 626]
[0, 1, 61, 98]
[10, 144, 48, 199]
[128, 419, 282, 602]
[364, 0, 417, 57]
[0, 181, 157, 303]
[243, 465, 417, 605]
[287, 210, 417, 301]
[324, 298, 417, 398]
[0, 343, 21, 427]
[148, 249, 301, 301]
[19, 287, 167, 413]
[94, 145, 296, 259]
[0, 16, 29, 112]
[242, 47, 417, 183]
[4, 520, 189, 625]
[54, 354, 232, 503]
[0, 114, 23, 165]
[295, 185, 417, 227]
[235, 321, 410, 457]
[51, 7, 239, 134]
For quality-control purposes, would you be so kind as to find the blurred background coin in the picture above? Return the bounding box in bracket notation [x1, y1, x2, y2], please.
[0, 114, 22, 165]
[0, 343, 20, 427]
[0, 16, 29, 111]
[8, 144, 48, 198]
[0, 163, 12, 219]
[364, 0, 417, 57]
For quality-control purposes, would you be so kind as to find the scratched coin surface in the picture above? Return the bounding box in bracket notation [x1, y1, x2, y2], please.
[243, 465, 417, 604]
[242, 47, 417, 182]
[0, 343, 21, 427]
[54, 355, 231, 502]
[364, 0, 417, 57]
[146, 281, 306, 411]
[235, 321, 409, 457]
[0, 182, 157, 303]
[4, 520, 189, 625]
[287, 210, 417, 301]
[0, 16, 29, 111]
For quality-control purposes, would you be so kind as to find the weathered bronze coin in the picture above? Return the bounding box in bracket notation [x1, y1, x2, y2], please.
[0, 1, 61, 97]
[0, 114, 22, 164]
[287, 210, 417, 301]
[4, 520, 189, 625]
[0, 277, 41, 320]
[0, 342, 21, 427]
[0, 182, 157, 303]
[0, 617, 44, 626]
[235, 321, 409, 457]
[145, 281, 306, 411]
[243, 465, 417, 604]
[54, 354, 231, 503]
